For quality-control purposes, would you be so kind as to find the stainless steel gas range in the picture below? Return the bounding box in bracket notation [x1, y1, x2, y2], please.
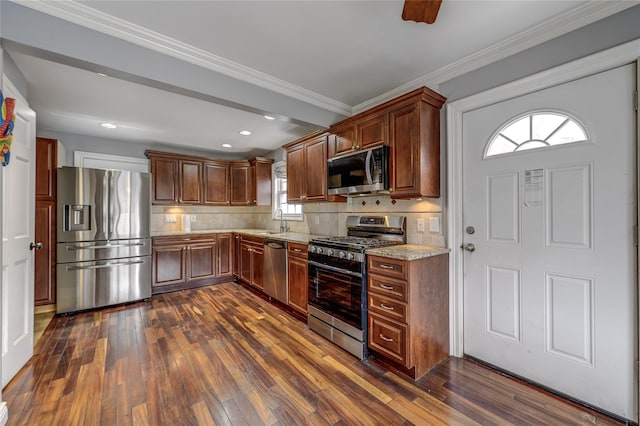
[307, 215, 406, 359]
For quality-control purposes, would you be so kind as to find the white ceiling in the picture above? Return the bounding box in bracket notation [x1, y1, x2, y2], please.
[6, 0, 636, 156]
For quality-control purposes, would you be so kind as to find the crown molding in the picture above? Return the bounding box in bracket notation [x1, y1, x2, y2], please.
[352, 0, 640, 114]
[10, 0, 353, 117]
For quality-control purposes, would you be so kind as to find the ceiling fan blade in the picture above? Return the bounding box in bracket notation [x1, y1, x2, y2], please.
[402, 0, 442, 24]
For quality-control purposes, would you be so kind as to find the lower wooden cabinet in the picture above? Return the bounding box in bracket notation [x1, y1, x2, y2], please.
[287, 242, 308, 314]
[367, 253, 449, 380]
[152, 233, 234, 294]
[239, 235, 264, 290]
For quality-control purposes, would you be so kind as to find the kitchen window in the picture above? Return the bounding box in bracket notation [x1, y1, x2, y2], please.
[272, 162, 303, 220]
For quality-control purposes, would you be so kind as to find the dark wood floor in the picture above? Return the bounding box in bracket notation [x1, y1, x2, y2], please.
[4, 283, 623, 425]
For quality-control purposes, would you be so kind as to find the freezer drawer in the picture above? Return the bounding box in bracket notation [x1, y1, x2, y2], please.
[57, 238, 151, 263]
[57, 255, 151, 314]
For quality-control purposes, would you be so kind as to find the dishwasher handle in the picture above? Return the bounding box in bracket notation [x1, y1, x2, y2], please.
[264, 239, 287, 249]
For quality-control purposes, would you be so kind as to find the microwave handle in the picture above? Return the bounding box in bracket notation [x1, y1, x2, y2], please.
[365, 149, 373, 185]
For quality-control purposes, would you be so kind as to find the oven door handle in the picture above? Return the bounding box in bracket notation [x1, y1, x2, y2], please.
[308, 260, 363, 278]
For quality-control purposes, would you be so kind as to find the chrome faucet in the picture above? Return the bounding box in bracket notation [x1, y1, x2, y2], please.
[276, 208, 289, 233]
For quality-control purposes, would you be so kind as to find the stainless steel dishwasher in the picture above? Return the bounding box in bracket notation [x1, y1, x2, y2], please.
[263, 239, 288, 303]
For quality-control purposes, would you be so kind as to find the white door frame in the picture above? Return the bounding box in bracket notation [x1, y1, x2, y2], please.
[446, 37, 640, 358]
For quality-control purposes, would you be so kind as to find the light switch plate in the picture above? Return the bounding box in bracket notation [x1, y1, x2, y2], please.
[416, 219, 425, 233]
[429, 217, 440, 233]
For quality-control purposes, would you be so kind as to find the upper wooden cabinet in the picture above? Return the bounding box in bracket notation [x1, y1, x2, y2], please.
[35, 137, 58, 201]
[328, 125, 356, 158]
[323, 86, 445, 199]
[145, 151, 272, 206]
[149, 155, 179, 204]
[251, 158, 274, 206]
[179, 160, 202, 204]
[388, 88, 445, 199]
[203, 160, 230, 205]
[285, 132, 342, 203]
[230, 160, 252, 206]
[328, 112, 388, 159]
[229, 158, 274, 206]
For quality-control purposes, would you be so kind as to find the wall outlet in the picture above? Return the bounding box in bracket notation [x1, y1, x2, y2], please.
[190, 215, 196, 222]
[429, 217, 441, 233]
[416, 218, 425, 233]
[165, 215, 176, 223]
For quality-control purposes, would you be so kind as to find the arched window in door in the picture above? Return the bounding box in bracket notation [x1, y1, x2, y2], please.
[485, 111, 588, 158]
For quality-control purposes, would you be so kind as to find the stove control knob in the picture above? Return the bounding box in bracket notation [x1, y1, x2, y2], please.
[347, 252, 355, 260]
[339, 251, 346, 259]
[328, 249, 335, 256]
[311, 246, 317, 253]
[318, 247, 324, 254]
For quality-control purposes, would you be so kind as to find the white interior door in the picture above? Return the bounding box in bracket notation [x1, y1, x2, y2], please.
[1, 78, 36, 387]
[462, 64, 637, 421]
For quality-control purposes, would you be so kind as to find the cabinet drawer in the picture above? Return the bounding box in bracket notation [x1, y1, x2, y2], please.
[368, 256, 407, 280]
[288, 242, 308, 259]
[368, 293, 407, 323]
[368, 274, 408, 301]
[368, 313, 408, 366]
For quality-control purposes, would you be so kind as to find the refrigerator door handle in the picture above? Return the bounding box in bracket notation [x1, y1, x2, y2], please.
[65, 242, 146, 251]
[66, 260, 144, 271]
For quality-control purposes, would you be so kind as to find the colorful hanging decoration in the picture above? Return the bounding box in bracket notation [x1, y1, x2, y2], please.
[0, 90, 16, 167]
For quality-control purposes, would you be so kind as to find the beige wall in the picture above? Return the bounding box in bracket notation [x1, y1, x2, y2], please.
[152, 194, 445, 247]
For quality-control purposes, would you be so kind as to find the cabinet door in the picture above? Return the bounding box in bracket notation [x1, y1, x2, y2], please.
[328, 125, 356, 158]
[239, 242, 252, 284]
[217, 233, 233, 278]
[251, 245, 264, 290]
[357, 113, 388, 149]
[286, 144, 305, 202]
[187, 241, 217, 281]
[203, 161, 229, 205]
[34, 201, 55, 306]
[252, 159, 273, 206]
[151, 157, 179, 204]
[287, 255, 308, 314]
[153, 245, 186, 287]
[179, 160, 202, 204]
[230, 163, 252, 205]
[35, 137, 57, 201]
[304, 136, 328, 201]
[233, 234, 241, 277]
[389, 103, 420, 198]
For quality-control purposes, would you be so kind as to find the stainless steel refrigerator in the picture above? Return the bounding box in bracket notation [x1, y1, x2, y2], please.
[56, 166, 152, 314]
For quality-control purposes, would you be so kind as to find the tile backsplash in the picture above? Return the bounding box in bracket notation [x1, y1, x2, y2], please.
[152, 194, 445, 247]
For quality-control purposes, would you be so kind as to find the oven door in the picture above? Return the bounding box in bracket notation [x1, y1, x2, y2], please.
[308, 259, 364, 330]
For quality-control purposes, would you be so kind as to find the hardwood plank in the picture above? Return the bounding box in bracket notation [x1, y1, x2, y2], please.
[2, 283, 625, 426]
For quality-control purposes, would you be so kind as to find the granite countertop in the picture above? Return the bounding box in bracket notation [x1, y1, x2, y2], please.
[366, 244, 450, 261]
[151, 229, 319, 245]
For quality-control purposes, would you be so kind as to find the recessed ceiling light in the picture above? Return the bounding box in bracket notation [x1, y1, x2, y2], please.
[100, 122, 117, 129]
[97, 73, 108, 77]
[239, 130, 252, 136]
[222, 143, 232, 148]
[263, 115, 275, 120]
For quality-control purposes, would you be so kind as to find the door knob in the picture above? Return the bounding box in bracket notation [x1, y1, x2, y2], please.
[462, 243, 475, 253]
[30, 242, 43, 250]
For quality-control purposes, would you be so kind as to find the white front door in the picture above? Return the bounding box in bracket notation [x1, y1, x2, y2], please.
[1, 78, 36, 387]
[463, 64, 637, 421]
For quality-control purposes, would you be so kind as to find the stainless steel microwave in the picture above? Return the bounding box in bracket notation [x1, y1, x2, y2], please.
[327, 146, 389, 196]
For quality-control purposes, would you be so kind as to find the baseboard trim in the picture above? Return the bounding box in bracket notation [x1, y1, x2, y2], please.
[0, 401, 8, 425]
[35, 304, 56, 314]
